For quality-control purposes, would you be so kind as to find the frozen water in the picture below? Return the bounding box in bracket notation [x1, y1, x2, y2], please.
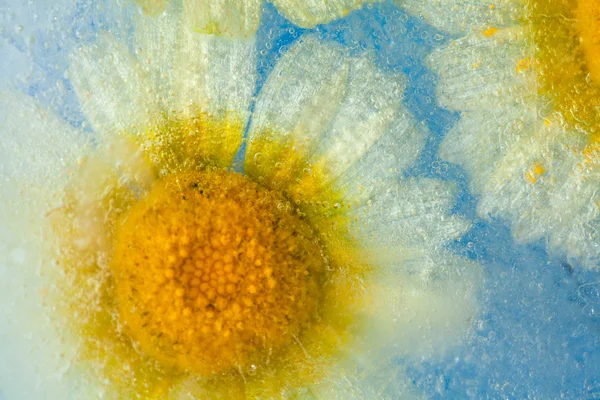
[1, 0, 599, 398]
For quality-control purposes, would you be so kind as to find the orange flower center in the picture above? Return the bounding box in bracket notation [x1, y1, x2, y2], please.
[112, 169, 327, 375]
[576, 0, 600, 85]
[530, 0, 600, 141]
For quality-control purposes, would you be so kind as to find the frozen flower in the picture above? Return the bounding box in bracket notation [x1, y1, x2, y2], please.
[426, 0, 600, 268]
[0, 1, 481, 398]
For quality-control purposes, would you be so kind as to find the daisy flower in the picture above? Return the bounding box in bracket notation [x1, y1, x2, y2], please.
[424, 0, 600, 267]
[1, 0, 482, 398]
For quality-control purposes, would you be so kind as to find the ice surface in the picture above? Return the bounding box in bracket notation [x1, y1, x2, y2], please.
[1, 0, 599, 399]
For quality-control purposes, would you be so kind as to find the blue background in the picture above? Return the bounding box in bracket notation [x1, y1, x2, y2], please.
[1, 0, 599, 398]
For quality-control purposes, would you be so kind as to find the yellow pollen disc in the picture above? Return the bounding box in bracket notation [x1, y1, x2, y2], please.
[50, 113, 368, 398]
[112, 169, 327, 375]
[576, 0, 600, 84]
[530, 0, 600, 142]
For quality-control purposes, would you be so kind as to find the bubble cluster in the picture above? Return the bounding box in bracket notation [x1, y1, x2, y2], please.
[112, 169, 328, 375]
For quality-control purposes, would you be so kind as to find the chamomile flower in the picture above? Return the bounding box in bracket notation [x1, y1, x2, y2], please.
[424, 0, 600, 267]
[0, 1, 481, 398]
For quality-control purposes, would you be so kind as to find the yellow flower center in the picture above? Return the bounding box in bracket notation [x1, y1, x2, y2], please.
[50, 113, 367, 398]
[113, 169, 326, 375]
[576, 0, 600, 85]
[530, 0, 600, 141]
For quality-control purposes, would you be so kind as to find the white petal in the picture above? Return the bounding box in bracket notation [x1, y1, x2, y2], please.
[398, 0, 513, 34]
[183, 0, 262, 38]
[427, 27, 535, 111]
[350, 178, 471, 261]
[69, 33, 160, 137]
[308, 55, 406, 185]
[0, 232, 77, 399]
[311, 251, 482, 396]
[308, 249, 480, 399]
[0, 94, 90, 399]
[0, 92, 88, 214]
[311, 363, 422, 399]
[247, 35, 407, 189]
[133, 2, 181, 103]
[330, 108, 428, 203]
[248, 35, 350, 161]
[548, 164, 600, 267]
[372, 252, 482, 358]
[170, 29, 256, 122]
[270, 0, 371, 28]
[440, 106, 537, 193]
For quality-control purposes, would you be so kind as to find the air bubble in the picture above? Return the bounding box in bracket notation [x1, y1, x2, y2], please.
[582, 304, 598, 318]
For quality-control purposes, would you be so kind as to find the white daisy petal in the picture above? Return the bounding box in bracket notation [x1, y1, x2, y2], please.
[351, 179, 471, 263]
[133, 2, 181, 102]
[0, 93, 90, 399]
[248, 35, 350, 161]
[398, 0, 513, 34]
[439, 106, 538, 193]
[427, 28, 534, 111]
[550, 172, 600, 267]
[313, 175, 481, 395]
[170, 29, 257, 122]
[309, 54, 406, 184]
[374, 252, 482, 358]
[330, 107, 429, 203]
[0, 92, 88, 211]
[312, 253, 481, 399]
[247, 34, 406, 189]
[429, 32, 542, 197]
[183, 0, 262, 38]
[444, 110, 600, 264]
[344, 175, 480, 358]
[269, 0, 371, 28]
[69, 32, 160, 137]
[0, 236, 76, 400]
[311, 363, 421, 399]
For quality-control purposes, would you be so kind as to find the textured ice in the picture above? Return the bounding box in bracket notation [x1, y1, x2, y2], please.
[1, 0, 599, 399]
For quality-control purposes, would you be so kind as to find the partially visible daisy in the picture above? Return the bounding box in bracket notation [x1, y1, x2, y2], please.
[423, 0, 600, 267]
[0, 0, 481, 398]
